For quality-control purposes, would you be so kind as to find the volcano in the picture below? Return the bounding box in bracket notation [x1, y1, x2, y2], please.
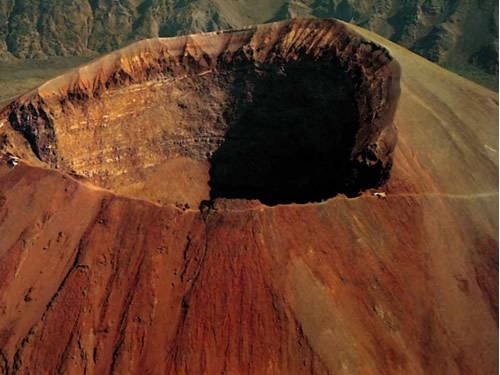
[0, 18, 497, 375]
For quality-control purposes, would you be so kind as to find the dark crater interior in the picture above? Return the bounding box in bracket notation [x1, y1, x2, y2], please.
[209, 61, 361, 205]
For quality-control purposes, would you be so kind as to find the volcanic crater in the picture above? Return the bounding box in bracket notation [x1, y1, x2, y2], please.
[0, 18, 498, 375]
[3, 19, 400, 207]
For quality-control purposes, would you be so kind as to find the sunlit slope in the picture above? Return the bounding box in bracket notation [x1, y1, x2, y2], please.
[347, 23, 498, 197]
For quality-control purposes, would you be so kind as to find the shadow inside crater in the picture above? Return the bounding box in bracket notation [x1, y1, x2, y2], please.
[208, 59, 362, 206]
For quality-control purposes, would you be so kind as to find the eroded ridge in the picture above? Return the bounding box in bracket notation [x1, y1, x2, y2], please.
[1, 18, 401, 206]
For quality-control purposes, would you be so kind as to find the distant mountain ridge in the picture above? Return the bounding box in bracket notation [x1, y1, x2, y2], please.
[0, 0, 498, 74]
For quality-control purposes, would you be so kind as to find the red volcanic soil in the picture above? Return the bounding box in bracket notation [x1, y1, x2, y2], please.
[0, 18, 498, 374]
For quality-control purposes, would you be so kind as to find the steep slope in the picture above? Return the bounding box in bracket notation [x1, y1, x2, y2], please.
[0, 0, 497, 76]
[0, 18, 498, 375]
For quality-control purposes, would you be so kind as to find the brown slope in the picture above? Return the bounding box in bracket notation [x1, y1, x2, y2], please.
[0, 18, 498, 375]
[350, 23, 499, 196]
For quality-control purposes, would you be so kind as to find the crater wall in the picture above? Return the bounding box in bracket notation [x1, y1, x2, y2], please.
[2, 18, 401, 206]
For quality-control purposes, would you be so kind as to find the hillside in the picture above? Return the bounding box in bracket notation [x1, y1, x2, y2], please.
[0, 0, 498, 77]
[0, 18, 498, 374]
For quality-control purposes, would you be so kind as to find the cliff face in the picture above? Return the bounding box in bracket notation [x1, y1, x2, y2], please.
[0, 0, 498, 74]
[0, 18, 498, 375]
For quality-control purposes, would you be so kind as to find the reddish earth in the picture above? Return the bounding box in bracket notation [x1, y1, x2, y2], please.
[0, 18, 498, 374]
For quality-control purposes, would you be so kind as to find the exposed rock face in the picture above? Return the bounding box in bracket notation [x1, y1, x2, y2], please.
[0, 18, 498, 375]
[0, 0, 497, 74]
[2, 19, 400, 206]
